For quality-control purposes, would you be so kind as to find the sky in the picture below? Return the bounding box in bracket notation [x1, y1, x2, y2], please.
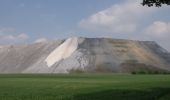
[0, 0, 170, 51]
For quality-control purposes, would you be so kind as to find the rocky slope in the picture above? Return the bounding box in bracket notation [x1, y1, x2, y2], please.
[0, 37, 169, 73]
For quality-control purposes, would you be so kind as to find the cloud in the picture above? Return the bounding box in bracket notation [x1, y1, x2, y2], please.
[144, 21, 170, 38]
[142, 21, 170, 52]
[17, 33, 29, 40]
[34, 38, 48, 43]
[19, 3, 25, 7]
[79, 1, 156, 34]
[0, 27, 16, 34]
[0, 28, 29, 44]
[0, 33, 29, 42]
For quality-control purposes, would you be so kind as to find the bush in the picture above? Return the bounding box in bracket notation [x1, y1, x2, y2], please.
[131, 70, 170, 75]
[69, 69, 85, 73]
[131, 71, 137, 75]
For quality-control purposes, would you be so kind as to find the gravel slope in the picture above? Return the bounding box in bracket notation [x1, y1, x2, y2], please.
[0, 37, 169, 73]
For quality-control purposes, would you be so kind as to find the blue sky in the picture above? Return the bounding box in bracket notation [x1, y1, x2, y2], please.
[0, 0, 170, 51]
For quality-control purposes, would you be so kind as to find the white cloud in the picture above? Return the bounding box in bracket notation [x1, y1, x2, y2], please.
[19, 3, 25, 7]
[0, 27, 16, 34]
[0, 33, 29, 41]
[145, 21, 170, 38]
[34, 38, 48, 43]
[17, 33, 29, 40]
[0, 28, 29, 44]
[79, 1, 156, 34]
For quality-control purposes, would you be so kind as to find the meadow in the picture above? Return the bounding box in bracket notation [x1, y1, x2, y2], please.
[0, 74, 170, 100]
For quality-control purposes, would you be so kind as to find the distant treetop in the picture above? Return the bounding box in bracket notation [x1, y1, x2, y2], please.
[142, 0, 170, 7]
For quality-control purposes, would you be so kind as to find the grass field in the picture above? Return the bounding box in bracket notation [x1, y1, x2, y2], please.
[0, 74, 170, 100]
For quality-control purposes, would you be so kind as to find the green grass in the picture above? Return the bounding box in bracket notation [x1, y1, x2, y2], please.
[0, 74, 170, 100]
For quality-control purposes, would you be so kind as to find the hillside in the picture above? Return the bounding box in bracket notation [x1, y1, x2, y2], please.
[0, 37, 169, 73]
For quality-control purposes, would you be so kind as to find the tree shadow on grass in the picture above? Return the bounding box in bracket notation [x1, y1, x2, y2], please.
[72, 88, 170, 100]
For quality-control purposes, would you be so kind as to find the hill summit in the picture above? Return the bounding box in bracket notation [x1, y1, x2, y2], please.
[0, 37, 170, 73]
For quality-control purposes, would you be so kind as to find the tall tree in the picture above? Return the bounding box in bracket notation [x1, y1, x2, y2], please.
[142, 0, 170, 7]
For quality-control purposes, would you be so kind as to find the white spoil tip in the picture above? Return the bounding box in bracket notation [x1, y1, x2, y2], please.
[45, 37, 78, 67]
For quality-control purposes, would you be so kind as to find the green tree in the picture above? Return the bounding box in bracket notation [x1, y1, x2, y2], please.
[142, 0, 170, 7]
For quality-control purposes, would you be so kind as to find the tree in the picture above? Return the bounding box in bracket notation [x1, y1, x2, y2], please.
[142, 0, 170, 7]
